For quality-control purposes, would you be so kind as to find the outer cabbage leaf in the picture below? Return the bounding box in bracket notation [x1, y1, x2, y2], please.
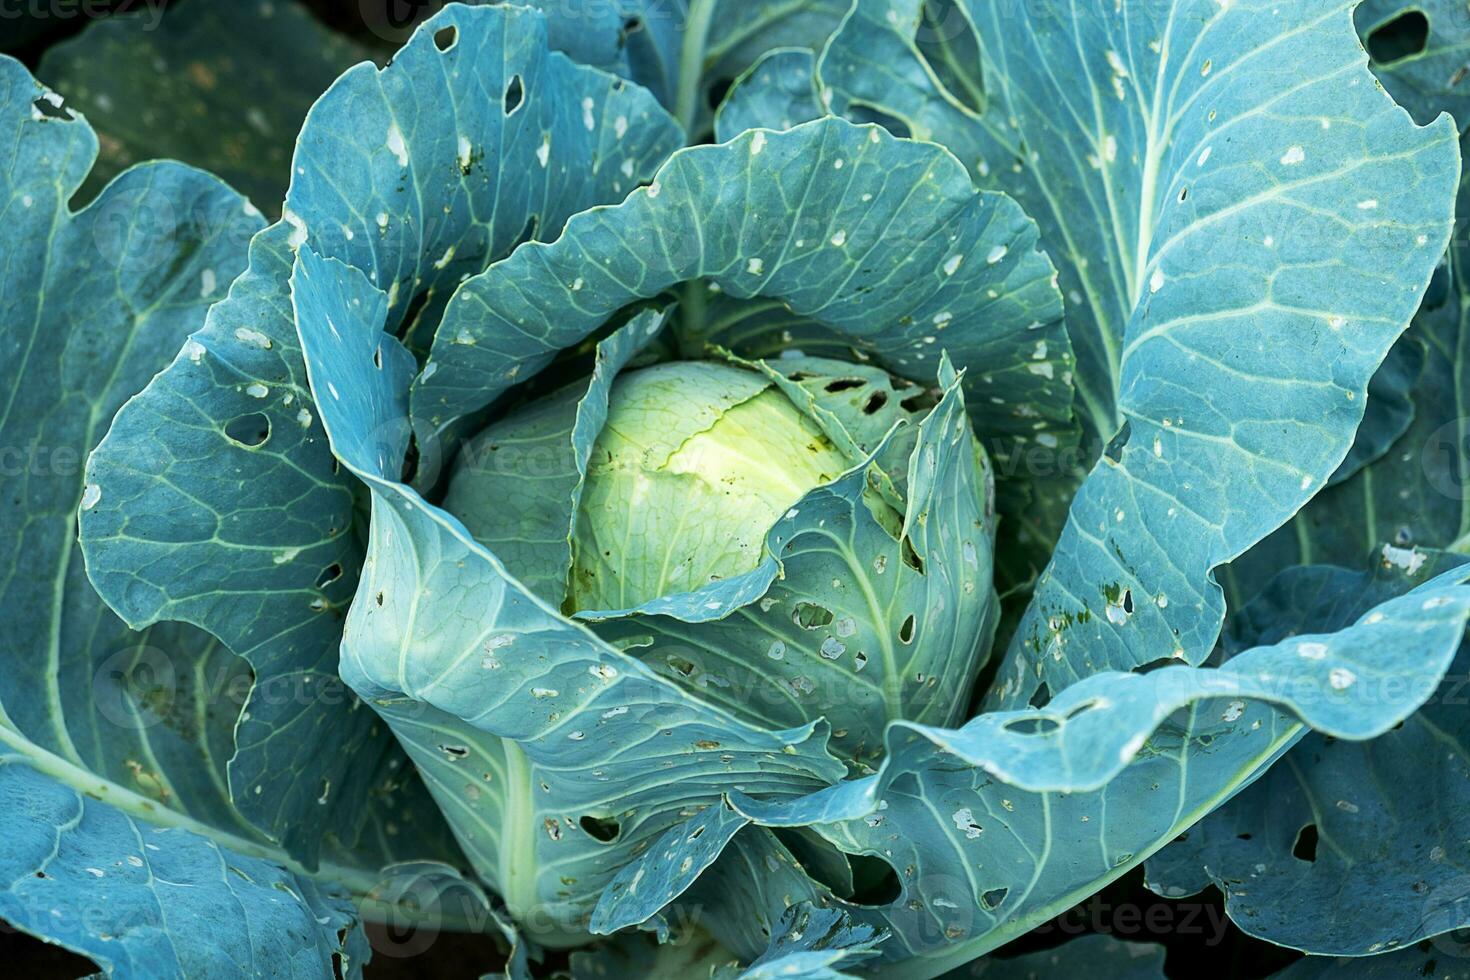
[38, 0, 371, 216]
[290, 245, 848, 941]
[0, 54, 262, 841]
[714, 48, 825, 143]
[1357, 0, 1470, 127]
[413, 118, 1074, 483]
[0, 55, 373, 977]
[1147, 553, 1470, 955]
[79, 3, 680, 865]
[592, 565, 1470, 974]
[809, 0, 1459, 703]
[713, 903, 887, 980]
[1229, 128, 1470, 593]
[506, 0, 849, 136]
[0, 754, 370, 980]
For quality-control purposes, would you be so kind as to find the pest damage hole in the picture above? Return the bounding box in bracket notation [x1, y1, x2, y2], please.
[981, 886, 1009, 910]
[1103, 419, 1131, 463]
[793, 601, 834, 629]
[400, 433, 421, 484]
[32, 95, 72, 120]
[898, 613, 916, 644]
[504, 74, 524, 115]
[1292, 823, 1319, 863]
[373, 346, 384, 370]
[900, 389, 937, 414]
[224, 413, 271, 448]
[1365, 10, 1429, 64]
[1121, 588, 1134, 614]
[622, 16, 643, 35]
[847, 854, 902, 907]
[824, 377, 866, 393]
[1028, 682, 1052, 709]
[901, 535, 924, 573]
[863, 390, 889, 415]
[434, 26, 458, 51]
[1003, 717, 1060, 735]
[579, 815, 621, 842]
[316, 563, 343, 588]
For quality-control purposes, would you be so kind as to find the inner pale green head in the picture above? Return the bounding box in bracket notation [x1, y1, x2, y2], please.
[569, 361, 850, 612]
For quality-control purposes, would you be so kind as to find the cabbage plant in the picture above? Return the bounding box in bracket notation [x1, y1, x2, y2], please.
[5, 1, 1470, 978]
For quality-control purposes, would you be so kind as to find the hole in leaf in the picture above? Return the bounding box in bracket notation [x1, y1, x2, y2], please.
[793, 602, 834, 629]
[1178, 186, 1189, 202]
[375, 591, 385, 606]
[901, 535, 924, 573]
[898, 613, 916, 644]
[504, 74, 525, 114]
[1063, 698, 1099, 719]
[863, 390, 889, 415]
[1002, 717, 1060, 735]
[981, 886, 1009, 910]
[401, 433, 421, 484]
[847, 854, 902, 907]
[316, 563, 343, 588]
[900, 389, 938, 414]
[434, 25, 458, 51]
[1366, 10, 1429, 64]
[1236, 832, 1253, 841]
[32, 95, 72, 120]
[824, 377, 866, 393]
[622, 16, 644, 34]
[373, 346, 384, 370]
[579, 815, 621, 842]
[1122, 588, 1134, 614]
[225, 413, 271, 448]
[1103, 419, 1131, 463]
[666, 655, 696, 678]
[1028, 682, 1052, 709]
[1292, 823, 1319, 863]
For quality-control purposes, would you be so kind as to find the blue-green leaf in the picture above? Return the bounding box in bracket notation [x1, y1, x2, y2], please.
[509, 0, 849, 137]
[714, 566, 1470, 973]
[0, 755, 370, 980]
[714, 48, 824, 143]
[1147, 553, 1470, 956]
[592, 802, 751, 934]
[812, 0, 1468, 706]
[79, 3, 680, 864]
[414, 118, 1073, 484]
[716, 903, 887, 980]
